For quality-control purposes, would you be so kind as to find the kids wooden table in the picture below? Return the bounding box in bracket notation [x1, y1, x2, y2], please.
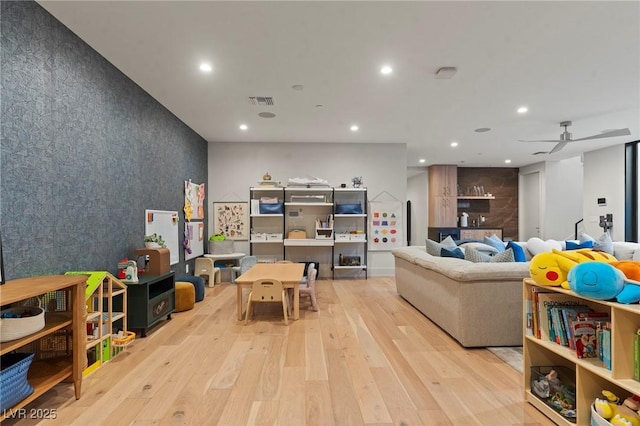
[234, 263, 305, 321]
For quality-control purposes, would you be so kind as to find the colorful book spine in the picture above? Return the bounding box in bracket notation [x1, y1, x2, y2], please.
[634, 329, 640, 381]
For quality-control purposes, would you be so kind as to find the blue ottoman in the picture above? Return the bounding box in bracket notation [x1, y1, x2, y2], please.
[175, 275, 205, 302]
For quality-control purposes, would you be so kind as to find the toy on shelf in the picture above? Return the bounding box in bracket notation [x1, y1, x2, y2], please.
[528, 248, 617, 288]
[568, 261, 640, 303]
[594, 390, 640, 426]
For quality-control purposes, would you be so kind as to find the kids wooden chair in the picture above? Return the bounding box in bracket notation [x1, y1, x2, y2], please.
[290, 264, 318, 312]
[194, 257, 220, 288]
[245, 278, 288, 325]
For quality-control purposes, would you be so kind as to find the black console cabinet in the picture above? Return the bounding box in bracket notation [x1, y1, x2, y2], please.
[121, 272, 175, 337]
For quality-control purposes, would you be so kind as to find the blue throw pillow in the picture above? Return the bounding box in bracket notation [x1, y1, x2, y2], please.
[483, 235, 506, 253]
[506, 241, 527, 262]
[440, 247, 464, 259]
[565, 240, 594, 250]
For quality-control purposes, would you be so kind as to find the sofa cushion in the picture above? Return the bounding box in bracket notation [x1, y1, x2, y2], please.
[579, 231, 614, 255]
[441, 247, 465, 259]
[613, 242, 640, 260]
[483, 235, 506, 253]
[425, 236, 457, 256]
[458, 242, 499, 255]
[465, 247, 515, 263]
[506, 241, 528, 262]
[526, 237, 563, 255]
[566, 240, 594, 250]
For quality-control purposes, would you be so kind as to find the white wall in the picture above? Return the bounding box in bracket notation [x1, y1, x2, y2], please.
[544, 157, 584, 240]
[407, 171, 428, 246]
[207, 142, 407, 276]
[583, 145, 626, 241]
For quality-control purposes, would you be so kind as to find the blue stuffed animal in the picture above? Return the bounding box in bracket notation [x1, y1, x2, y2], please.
[568, 262, 640, 303]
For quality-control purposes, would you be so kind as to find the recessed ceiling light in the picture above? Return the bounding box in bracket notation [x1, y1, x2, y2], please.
[350, 125, 359, 132]
[450, 142, 459, 147]
[292, 85, 304, 91]
[315, 104, 323, 108]
[199, 63, 213, 72]
[380, 65, 393, 75]
[419, 159, 426, 163]
[258, 112, 276, 118]
[517, 106, 528, 114]
[505, 159, 512, 164]
[475, 127, 491, 133]
[239, 124, 248, 131]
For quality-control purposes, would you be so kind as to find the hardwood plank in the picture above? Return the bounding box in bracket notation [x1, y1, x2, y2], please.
[6, 279, 556, 426]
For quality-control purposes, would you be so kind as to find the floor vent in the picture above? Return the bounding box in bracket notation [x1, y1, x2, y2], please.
[248, 97, 275, 106]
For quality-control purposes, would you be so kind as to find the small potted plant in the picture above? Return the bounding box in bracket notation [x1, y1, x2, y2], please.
[144, 233, 166, 249]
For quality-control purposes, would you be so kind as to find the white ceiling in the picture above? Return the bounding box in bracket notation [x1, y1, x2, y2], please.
[38, 1, 640, 168]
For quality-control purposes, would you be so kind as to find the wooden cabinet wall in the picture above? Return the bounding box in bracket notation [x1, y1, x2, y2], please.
[428, 165, 457, 227]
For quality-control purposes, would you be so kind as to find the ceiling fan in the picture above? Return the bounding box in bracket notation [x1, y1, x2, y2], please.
[519, 121, 631, 154]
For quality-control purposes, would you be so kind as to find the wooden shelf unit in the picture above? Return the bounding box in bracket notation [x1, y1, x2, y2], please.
[523, 278, 640, 425]
[0, 275, 86, 419]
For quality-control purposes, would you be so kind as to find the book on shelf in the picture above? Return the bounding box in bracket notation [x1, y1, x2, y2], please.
[536, 292, 585, 342]
[573, 319, 598, 359]
[598, 322, 611, 370]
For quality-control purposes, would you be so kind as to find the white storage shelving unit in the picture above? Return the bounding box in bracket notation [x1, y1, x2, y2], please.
[249, 187, 285, 262]
[333, 188, 367, 278]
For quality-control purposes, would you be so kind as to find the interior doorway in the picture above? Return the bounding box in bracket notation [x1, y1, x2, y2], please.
[520, 171, 541, 240]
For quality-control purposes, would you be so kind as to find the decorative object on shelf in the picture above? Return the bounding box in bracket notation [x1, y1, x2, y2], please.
[144, 233, 166, 249]
[530, 366, 576, 421]
[262, 172, 271, 181]
[351, 176, 363, 188]
[213, 202, 249, 240]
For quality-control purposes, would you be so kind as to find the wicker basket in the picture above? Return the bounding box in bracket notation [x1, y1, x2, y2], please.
[0, 352, 35, 411]
[0, 306, 45, 342]
[112, 331, 136, 347]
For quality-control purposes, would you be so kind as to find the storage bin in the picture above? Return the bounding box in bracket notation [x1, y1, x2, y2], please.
[350, 233, 366, 241]
[0, 352, 35, 411]
[259, 202, 284, 214]
[315, 228, 333, 239]
[209, 240, 234, 254]
[288, 230, 307, 239]
[251, 233, 267, 241]
[335, 233, 350, 241]
[0, 306, 45, 342]
[266, 233, 282, 241]
[530, 366, 576, 421]
[590, 404, 611, 426]
[335, 203, 363, 214]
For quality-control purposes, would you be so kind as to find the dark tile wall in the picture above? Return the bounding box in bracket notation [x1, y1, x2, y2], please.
[1, 1, 208, 280]
[457, 167, 519, 240]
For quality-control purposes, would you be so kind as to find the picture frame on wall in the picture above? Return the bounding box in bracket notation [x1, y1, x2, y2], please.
[212, 202, 249, 241]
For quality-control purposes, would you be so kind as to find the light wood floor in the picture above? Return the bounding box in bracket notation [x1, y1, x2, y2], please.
[8, 277, 554, 425]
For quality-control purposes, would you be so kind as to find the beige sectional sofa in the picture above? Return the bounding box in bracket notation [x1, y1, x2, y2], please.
[392, 245, 530, 347]
[392, 241, 640, 348]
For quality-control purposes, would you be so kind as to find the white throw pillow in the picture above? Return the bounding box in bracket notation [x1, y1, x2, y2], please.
[526, 237, 563, 256]
[458, 242, 499, 255]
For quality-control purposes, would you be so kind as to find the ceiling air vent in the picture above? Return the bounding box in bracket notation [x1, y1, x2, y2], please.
[248, 97, 275, 106]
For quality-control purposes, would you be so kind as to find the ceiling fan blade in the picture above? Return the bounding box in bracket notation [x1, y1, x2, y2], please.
[549, 141, 567, 154]
[572, 128, 631, 141]
[518, 139, 563, 143]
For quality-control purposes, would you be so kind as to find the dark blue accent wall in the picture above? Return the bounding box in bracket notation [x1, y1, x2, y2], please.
[1, 1, 208, 280]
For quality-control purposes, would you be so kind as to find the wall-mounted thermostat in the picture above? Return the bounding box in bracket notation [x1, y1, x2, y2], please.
[597, 197, 606, 206]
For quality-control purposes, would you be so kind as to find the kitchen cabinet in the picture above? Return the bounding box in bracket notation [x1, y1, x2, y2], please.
[428, 165, 457, 227]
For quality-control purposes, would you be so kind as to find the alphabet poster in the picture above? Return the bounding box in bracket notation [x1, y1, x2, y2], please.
[369, 201, 403, 251]
[212, 202, 249, 240]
